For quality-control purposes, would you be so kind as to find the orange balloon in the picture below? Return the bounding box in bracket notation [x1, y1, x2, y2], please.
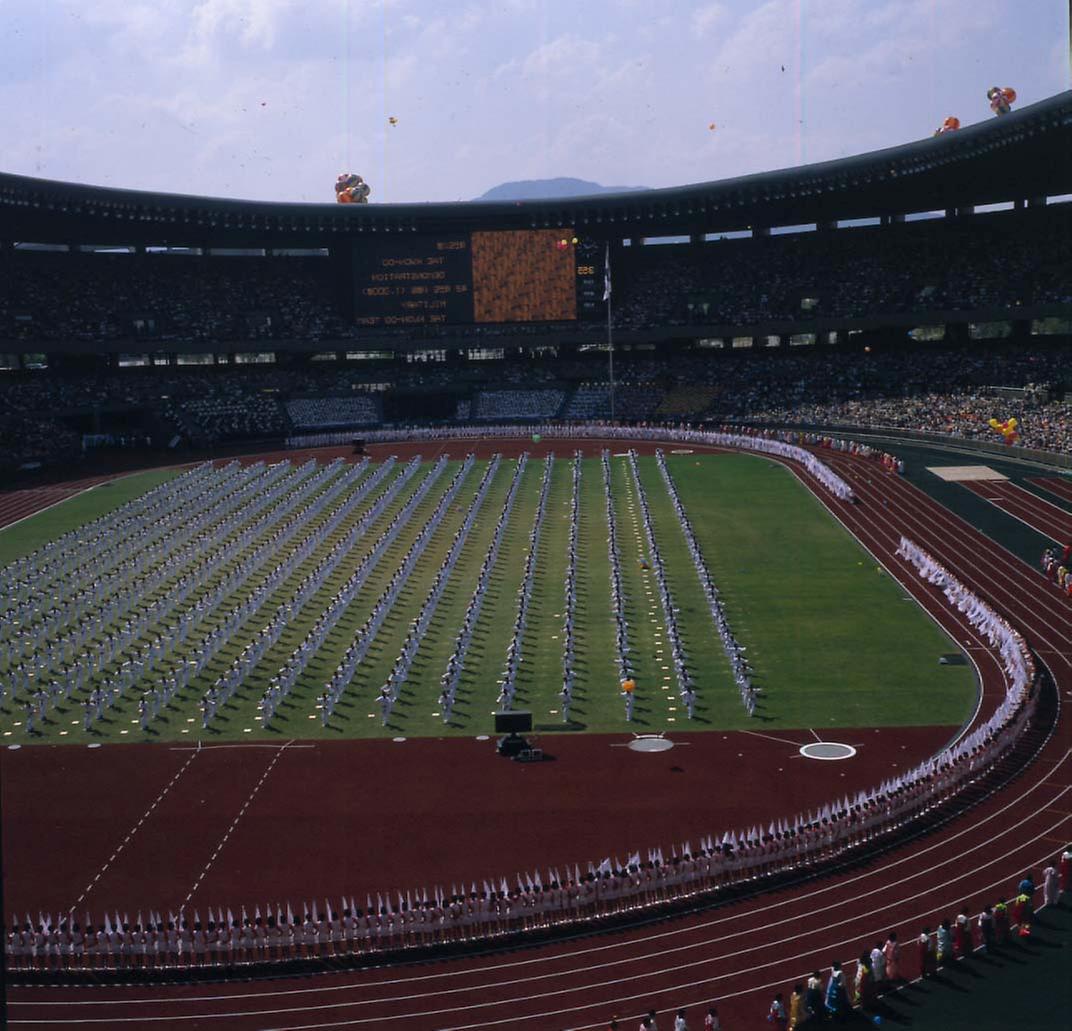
[622, 679, 636, 694]
[1003, 88, 1016, 103]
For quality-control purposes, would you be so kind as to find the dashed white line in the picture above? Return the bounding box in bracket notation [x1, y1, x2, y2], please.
[67, 750, 201, 915]
[181, 740, 293, 904]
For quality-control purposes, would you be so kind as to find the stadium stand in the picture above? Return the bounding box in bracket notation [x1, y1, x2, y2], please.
[562, 382, 665, 420]
[0, 250, 355, 344]
[472, 388, 565, 421]
[1, 92, 1070, 474]
[285, 395, 380, 430]
[654, 384, 722, 418]
[0, 340, 1069, 473]
[166, 393, 288, 447]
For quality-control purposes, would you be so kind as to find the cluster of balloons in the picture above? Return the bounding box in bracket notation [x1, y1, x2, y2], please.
[335, 173, 370, 204]
[988, 416, 1019, 445]
[932, 86, 1017, 138]
[555, 236, 579, 251]
[987, 86, 1017, 116]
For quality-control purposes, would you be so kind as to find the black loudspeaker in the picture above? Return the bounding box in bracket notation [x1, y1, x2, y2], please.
[494, 710, 533, 734]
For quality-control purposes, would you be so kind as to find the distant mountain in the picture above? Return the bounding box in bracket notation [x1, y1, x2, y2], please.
[475, 177, 650, 201]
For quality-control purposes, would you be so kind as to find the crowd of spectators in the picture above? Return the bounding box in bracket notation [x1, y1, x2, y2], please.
[561, 382, 664, 421]
[748, 393, 1072, 452]
[618, 209, 1072, 330]
[0, 411, 80, 472]
[166, 394, 288, 447]
[472, 389, 565, 421]
[0, 251, 353, 345]
[2, 210, 1070, 348]
[702, 343, 1071, 452]
[0, 341, 1069, 472]
[702, 345, 1070, 416]
[285, 396, 380, 430]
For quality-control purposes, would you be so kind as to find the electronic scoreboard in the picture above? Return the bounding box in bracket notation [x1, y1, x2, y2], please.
[352, 229, 604, 327]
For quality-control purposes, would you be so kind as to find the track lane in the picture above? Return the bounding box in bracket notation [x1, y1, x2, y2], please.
[1027, 476, 1072, 508]
[9, 756, 1068, 1027]
[960, 479, 1072, 543]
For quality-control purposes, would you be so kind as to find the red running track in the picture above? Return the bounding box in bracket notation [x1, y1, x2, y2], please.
[6, 441, 1072, 1030]
[960, 479, 1072, 543]
[1027, 476, 1072, 509]
[0, 474, 133, 533]
[1, 726, 961, 919]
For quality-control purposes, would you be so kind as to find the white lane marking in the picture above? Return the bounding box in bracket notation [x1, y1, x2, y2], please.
[181, 741, 293, 905]
[66, 750, 200, 915]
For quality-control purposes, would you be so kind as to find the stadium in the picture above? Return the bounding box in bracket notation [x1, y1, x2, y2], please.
[2, 65, 1071, 1031]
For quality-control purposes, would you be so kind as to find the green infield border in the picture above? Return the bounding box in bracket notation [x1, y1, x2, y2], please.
[0, 469, 180, 567]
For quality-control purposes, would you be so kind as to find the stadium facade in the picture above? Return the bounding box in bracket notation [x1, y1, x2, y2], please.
[1, 91, 1070, 471]
[2, 90, 1070, 350]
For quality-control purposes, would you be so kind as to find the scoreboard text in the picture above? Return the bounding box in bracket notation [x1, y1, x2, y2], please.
[352, 230, 602, 327]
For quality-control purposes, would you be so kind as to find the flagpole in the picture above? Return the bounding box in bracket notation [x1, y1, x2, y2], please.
[605, 243, 616, 422]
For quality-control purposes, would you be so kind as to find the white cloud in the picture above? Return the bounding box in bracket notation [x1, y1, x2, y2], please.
[691, 2, 730, 38]
[0, 0, 1064, 203]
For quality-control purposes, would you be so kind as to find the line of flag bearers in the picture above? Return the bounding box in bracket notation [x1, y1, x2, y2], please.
[8, 856, 1068, 986]
[312, 423, 859, 503]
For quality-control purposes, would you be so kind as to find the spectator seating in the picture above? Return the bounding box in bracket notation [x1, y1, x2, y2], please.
[472, 389, 565, 421]
[285, 396, 380, 430]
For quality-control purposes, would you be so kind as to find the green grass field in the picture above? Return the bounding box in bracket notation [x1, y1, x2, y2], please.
[0, 453, 976, 745]
[0, 469, 179, 567]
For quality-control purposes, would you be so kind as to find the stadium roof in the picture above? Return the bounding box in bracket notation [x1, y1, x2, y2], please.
[2, 90, 1071, 248]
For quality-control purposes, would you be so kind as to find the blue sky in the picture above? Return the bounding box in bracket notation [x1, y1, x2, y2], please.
[3, 0, 1068, 203]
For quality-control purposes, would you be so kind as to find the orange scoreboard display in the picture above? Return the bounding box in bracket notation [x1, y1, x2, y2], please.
[352, 230, 602, 327]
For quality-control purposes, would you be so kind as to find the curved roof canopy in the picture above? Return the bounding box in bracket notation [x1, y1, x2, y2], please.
[2, 91, 1071, 248]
